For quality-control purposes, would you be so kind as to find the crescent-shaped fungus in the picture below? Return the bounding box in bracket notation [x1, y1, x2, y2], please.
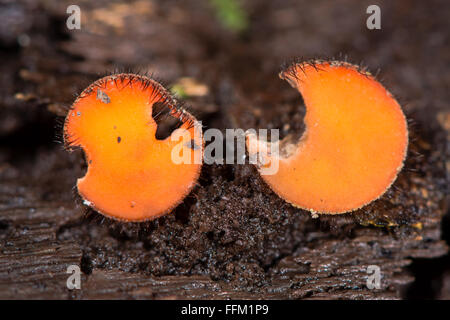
[246, 60, 408, 215]
[64, 74, 203, 222]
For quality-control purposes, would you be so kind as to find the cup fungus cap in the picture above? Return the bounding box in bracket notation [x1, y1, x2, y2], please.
[64, 74, 203, 222]
[247, 60, 408, 214]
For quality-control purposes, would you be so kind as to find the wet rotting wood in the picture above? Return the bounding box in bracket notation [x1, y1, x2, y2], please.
[0, 0, 448, 299]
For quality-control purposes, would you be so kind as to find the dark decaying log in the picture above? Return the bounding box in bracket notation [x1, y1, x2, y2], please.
[0, 0, 448, 299]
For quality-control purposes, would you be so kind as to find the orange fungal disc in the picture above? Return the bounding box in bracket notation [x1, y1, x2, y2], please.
[64, 74, 203, 222]
[246, 60, 408, 215]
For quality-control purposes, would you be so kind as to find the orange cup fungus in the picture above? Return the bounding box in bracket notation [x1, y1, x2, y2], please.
[64, 74, 203, 222]
[246, 60, 408, 215]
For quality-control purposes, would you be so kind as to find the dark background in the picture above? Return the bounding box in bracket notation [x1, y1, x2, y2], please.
[0, 0, 448, 299]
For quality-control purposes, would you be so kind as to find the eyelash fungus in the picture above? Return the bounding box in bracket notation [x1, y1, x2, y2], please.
[246, 60, 408, 215]
[64, 73, 203, 222]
